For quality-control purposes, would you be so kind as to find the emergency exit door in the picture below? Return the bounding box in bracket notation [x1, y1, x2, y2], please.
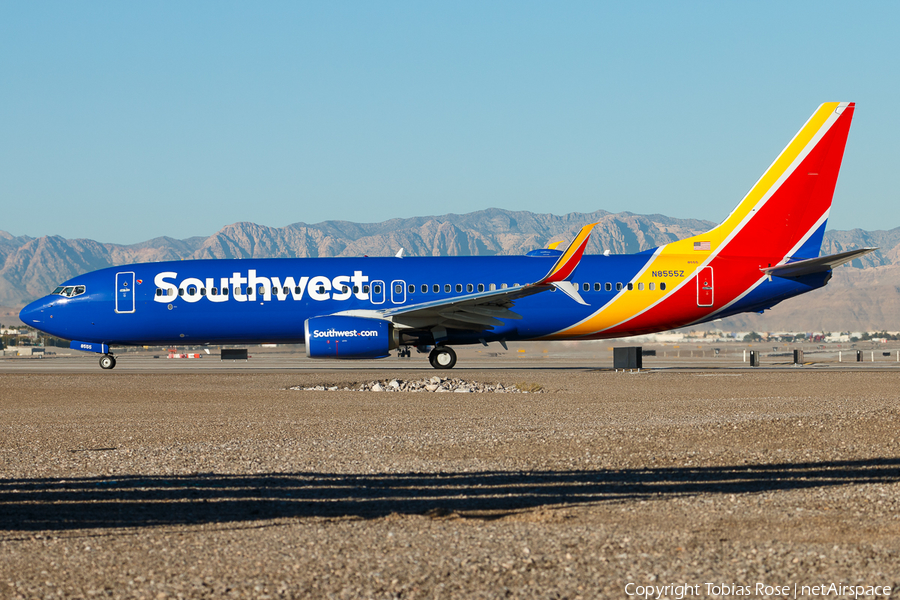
[115, 271, 135, 313]
[370, 280, 385, 305]
[696, 266, 713, 307]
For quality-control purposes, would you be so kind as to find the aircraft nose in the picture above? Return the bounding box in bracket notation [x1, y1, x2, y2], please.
[19, 298, 52, 328]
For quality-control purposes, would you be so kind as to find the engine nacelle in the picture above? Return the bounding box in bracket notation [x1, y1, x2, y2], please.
[304, 315, 392, 359]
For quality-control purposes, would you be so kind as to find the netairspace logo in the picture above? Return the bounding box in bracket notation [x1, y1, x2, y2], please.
[624, 582, 892, 599]
[153, 270, 370, 304]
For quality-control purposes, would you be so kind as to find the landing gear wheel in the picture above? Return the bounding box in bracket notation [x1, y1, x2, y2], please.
[99, 355, 116, 370]
[429, 346, 457, 369]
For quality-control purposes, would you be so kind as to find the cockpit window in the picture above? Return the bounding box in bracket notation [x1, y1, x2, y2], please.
[52, 285, 86, 297]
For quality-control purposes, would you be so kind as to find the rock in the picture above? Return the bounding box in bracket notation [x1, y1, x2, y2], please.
[292, 378, 539, 393]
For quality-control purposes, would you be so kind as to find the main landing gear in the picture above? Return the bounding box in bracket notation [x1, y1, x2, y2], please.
[429, 346, 457, 369]
[99, 354, 117, 370]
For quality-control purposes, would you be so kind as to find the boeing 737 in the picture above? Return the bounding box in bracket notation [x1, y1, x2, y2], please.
[20, 102, 873, 370]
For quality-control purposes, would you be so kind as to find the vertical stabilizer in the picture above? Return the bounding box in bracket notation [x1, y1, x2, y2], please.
[686, 102, 855, 261]
[550, 103, 856, 339]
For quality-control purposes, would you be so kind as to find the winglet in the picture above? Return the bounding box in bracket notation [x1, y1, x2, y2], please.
[538, 223, 597, 284]
[551, 281, 588, 305]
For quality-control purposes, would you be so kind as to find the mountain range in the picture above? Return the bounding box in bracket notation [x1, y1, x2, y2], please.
[2, 208, 896, 332]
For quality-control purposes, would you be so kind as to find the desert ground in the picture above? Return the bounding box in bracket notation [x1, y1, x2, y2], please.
[1, 356, 898, 598]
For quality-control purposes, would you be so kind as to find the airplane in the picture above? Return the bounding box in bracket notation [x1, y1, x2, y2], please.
[20, 102, 874, 370]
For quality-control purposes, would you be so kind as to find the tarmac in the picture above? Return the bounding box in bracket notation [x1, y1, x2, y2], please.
[1, 349, 899, 598]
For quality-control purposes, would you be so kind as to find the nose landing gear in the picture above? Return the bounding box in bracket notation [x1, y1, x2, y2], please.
[428, 346, 457, 369]
[99, 354, 117, 370]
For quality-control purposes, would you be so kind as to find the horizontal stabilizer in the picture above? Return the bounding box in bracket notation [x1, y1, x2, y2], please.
[762, 248, 877, 279]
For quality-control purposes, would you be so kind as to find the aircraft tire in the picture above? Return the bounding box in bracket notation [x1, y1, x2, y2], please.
[99, 355, 116, 370]
[429, 346, 457, 369]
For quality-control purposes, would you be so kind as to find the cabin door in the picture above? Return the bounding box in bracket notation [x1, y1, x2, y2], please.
[115, 271, 136, 313]
[696, 266, 714, 307]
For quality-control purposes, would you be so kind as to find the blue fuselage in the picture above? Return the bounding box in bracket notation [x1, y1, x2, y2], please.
[20, 253, 827, 348]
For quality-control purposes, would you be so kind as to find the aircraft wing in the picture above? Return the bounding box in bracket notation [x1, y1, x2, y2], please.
[381, 283, 543, 330]
[335, 223, 597, 332]
[762, 247, 877, 279]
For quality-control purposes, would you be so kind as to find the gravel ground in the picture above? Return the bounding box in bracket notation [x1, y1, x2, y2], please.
[1, 369, 899, 599]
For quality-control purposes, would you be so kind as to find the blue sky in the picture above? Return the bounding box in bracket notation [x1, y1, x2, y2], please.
[2, 1, 897, 244]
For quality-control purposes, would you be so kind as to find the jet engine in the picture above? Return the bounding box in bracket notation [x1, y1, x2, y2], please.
[304, 315, 393, 359]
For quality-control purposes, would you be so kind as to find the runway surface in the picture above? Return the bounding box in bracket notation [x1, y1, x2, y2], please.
[1, 362, 899, 598]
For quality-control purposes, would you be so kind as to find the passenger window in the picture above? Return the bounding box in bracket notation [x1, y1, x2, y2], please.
[221, 288, 228, 296]
[259, 286, 266, 295]
[660, 282, 667, 291]
[408, 284, 414, 293]
[342, 286, 349, 293]
[444, 284, 451, 293]
[649, 282, 655, 291]
[627, 283, 634, 291]
[374, 285, 382, 294]
[156, 289, 162, 297]
[490, 283, 496, 291]
[353, 285, 359, 293]
[637, 283, 644, 291]
[433, 284, 439, 293]
[456, 284, 462, 293]
[201, 288, 207, 295]
[364, 285, 370, 293]
[421, 284, 428, 293]
[295, 286, 302, 294]
[178, 289, 185, 296]
[395, 284, 402, 294]
[188, 287, 196, 296]
[318, 286, 326, 294]
[605, 283, 611, 291]
[477, 283, 484, 292]
[211, 287, 217, 296]
[501, 283, 508, 289]
[466, 284, 474, 293]
[284, 286, 290, 295]
[583, 282, 590, 292]
[594, 283, 601, 291]
[616, 283, 623, 291]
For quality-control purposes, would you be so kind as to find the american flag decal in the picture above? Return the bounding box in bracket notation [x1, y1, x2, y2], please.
[693, 241, 711, 251]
